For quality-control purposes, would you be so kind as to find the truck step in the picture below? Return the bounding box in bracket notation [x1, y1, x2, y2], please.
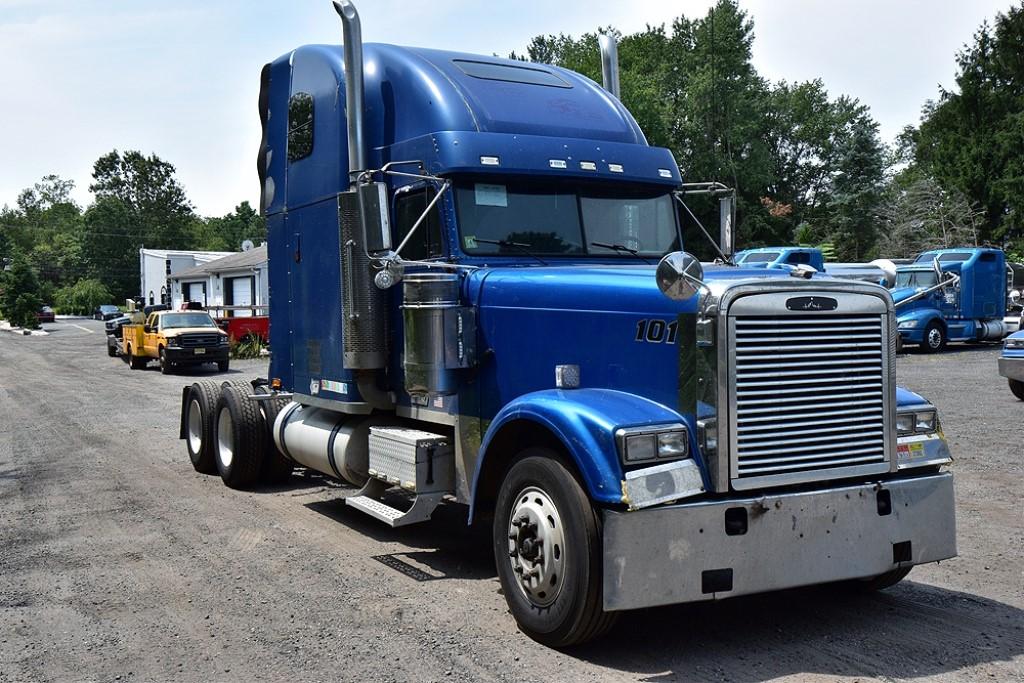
[345, 478, 446, 528]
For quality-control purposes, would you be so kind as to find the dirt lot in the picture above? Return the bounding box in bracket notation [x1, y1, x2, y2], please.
[1, 318, 1021, 682]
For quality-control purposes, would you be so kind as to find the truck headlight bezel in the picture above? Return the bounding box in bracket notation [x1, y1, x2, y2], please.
[615, 423, 689, 465]
[1005, 338, 1024, 350]
[898, 319, 919, 329]
[166, 336, 181, 347]
[897, 408, 938, 436]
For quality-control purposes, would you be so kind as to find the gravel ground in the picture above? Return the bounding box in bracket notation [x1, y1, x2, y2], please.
[0, 318, 1021, 682]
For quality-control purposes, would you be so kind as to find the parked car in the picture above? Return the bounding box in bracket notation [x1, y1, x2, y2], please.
[36, 306, 55, 323]
[998, 329, 1024, 400]
[93, 305, 122, 321]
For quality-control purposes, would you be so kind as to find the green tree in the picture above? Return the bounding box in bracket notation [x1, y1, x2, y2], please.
[903, 4, 1024, 251]
[89, 150, 196, 250]
[81, 151, 196, 300]
[821, 105, 886, 260]
[192, 201, 266, 252]
[54, 278, 114, 316]
[0, 253, 44, 328]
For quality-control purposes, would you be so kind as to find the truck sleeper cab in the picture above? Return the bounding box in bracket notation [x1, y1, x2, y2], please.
[894, 248, 1008, 351]
[179, 1, 956, 648]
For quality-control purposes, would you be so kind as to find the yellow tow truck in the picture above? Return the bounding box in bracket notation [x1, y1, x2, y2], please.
[123, 309, 230, 374]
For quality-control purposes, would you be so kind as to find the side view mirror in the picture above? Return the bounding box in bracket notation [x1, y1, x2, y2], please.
[356, 182, 392, 253]
[656, 251, 705, 301]
[932, 257, 944, 284]
[143, 325, 152, 333]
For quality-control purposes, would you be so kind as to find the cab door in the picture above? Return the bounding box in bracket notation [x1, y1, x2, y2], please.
[144, 314, 160, 355]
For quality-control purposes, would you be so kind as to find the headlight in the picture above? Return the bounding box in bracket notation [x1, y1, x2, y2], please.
[1005, 338, 1024, 350]
[616, 424, 689, 465]
[897, 408, 938, 436]
[166, 337, 180, 347]
[896, 413, 915, 435]
[657, 431, 688, 459]
[898, 319, 919, 329]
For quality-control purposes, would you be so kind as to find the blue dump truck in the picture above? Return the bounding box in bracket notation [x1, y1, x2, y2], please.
[894, 247, 1008, 352]
[178, 1, 957, 647]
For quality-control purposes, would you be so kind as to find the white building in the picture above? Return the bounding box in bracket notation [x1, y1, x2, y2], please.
[168, 244, 268, 317]
[139, 248, 234, 306]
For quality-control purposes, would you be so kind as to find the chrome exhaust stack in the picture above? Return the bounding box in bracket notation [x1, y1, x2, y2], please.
[333, 0, 366, 187]
[598, 34, 621, 99]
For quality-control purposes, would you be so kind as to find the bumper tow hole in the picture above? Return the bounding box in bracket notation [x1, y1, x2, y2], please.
[893, 540, 912, 563]
[724, 507, 747, 536]
[876, 489, 892, 516]
[702, 568, 733, 594]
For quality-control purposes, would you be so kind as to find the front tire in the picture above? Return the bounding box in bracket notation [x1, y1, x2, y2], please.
[218, 360, 229, 373]
[185, 381, 221, 474]
[107, 342, 117, 357]
[1010, 379, 1024, 401]
[159, 347, 173, 374]
[921, 321, 947, 353]
[214, 383, 265, 489]
[493, 451, 617, 648]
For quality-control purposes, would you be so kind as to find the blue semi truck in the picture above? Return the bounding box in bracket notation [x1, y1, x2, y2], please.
[894, 247, 1008, 352]
[178, 1, 957, 647]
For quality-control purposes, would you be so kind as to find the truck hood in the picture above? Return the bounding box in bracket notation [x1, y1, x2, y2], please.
[467, 263, 797, 314]
[164, 327, 227, 337]
[890, 286, 921, 304]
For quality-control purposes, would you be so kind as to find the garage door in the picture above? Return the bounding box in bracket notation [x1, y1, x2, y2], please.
[184, 281, 207, 306]
[230, 276, 254, 317]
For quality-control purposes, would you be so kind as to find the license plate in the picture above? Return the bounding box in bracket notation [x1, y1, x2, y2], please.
[194, 348, 206, 355]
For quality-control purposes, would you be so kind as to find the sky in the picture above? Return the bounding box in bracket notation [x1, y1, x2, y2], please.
[0, 0, 1014, 219]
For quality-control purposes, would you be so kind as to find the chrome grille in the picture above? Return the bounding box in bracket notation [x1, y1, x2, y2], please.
[730, 312, 890, 488]
[178, 334, 221, 348]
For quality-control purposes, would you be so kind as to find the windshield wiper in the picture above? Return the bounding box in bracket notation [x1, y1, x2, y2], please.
[590, 241, 652, 265]
[474, 238, 548, 265]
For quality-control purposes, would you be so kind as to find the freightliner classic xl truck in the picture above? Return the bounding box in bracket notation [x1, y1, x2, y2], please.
[178, 1, 957, 647]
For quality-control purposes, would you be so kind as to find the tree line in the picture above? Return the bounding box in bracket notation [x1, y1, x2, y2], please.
[0, 151, 264, 326]
[516, 0, 1023, 262]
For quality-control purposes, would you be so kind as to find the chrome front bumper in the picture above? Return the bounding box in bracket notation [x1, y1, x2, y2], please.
[998, 356, 1024, 382]
[602, 472, 956, 611]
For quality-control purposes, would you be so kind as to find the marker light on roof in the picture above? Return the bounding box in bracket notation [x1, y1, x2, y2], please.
[608, 163, 624, 173]
[579, 161, 597, 171]
[549, 159, 567, 169]
[480, 156, 500, 166]
[658, 168, 672, 178]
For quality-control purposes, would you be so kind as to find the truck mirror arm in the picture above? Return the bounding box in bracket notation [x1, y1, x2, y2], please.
[673, 192, 735, 266]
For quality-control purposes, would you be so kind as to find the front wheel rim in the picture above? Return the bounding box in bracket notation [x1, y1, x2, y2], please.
[217, 407, 234, 470]
[187, 399, 203, 455]
[928, 328, 942, 348]
[507, 486, 566, 607]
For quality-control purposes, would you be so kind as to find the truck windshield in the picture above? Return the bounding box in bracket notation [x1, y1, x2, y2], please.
[895, 270, 939, 289]
[454, 180, 679, 257]
[739, 252, 780, 263]
[161, 313, 217, 329]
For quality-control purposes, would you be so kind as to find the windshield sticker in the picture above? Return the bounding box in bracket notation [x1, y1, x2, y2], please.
[463, 235, 478, 249]
[474, 183, 508, 207]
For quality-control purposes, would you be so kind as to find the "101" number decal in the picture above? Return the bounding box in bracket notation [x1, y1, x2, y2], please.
[635, 319, 678, 344]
